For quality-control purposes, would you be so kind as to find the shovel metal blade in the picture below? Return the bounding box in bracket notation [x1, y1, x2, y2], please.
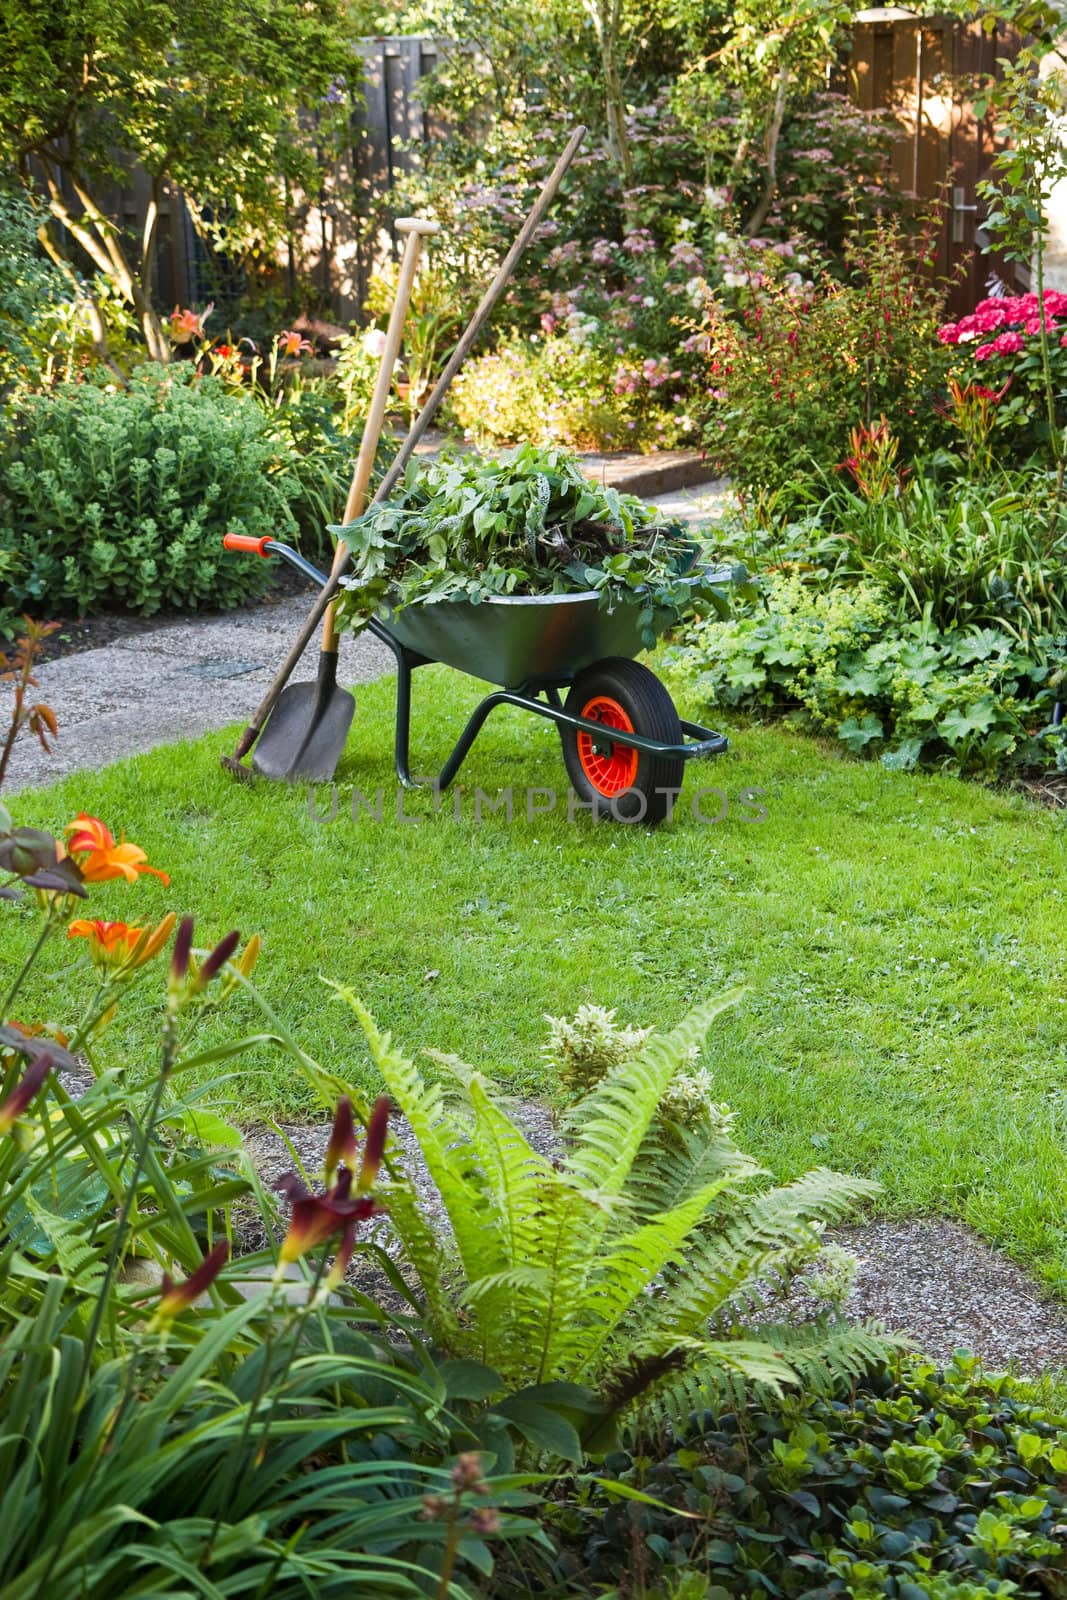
[252, 652, 355, 783]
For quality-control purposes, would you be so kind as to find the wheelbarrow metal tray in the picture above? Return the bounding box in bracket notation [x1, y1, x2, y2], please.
[378, 590, 662, 687]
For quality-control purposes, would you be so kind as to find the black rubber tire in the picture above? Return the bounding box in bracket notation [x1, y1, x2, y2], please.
[560, 657, 684, 824]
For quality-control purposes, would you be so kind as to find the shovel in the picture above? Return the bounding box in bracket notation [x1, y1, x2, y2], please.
[220, 126, 586, 784]
[244, 217, 441, 783]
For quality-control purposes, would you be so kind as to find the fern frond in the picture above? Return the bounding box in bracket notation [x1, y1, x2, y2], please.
[25, 1196, 106, 1292]
[377, 1174, 462, 1348]
[634, 1168, 879, 1348]
[438, 1061, 556, 1271]
[330, 985, 507, 1291]
[629, 1119, 762, 1217]
[575, 1173, 751, 1382]
[633, 1319, 895, 1441]
[563, 990, 747, 1201]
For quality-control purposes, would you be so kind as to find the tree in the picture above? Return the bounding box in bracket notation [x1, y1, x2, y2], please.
[0, 0, 358, 360]
[672, 0, 849, 235]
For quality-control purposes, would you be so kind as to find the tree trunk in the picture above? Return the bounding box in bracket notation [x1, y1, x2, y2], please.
[40, 155, 171, 363]
[744, 65, 790, 237]
[582, 0, 636, 200]
[36, 218, 127, 383]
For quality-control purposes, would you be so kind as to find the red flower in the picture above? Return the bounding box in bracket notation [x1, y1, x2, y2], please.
[274, 1096, 389, 1287]
[150, 1242, 229, 1328]
[0, 1051, 53, 1134]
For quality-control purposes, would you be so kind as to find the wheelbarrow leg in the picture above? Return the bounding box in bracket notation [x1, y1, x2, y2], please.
[393, 651, 417, 788]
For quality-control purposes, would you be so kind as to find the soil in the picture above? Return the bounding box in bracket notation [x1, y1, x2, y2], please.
[31, 564, 313, 665]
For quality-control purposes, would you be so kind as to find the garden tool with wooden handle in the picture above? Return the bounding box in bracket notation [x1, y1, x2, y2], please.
[230, 218, 441, 783]
[220, 126, 585, 783]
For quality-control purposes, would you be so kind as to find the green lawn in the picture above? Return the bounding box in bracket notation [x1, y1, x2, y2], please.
[6, 662, 1067, 1290]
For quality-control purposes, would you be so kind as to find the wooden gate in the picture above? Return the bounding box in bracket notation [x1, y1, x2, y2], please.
[848, 10, 1025, 314]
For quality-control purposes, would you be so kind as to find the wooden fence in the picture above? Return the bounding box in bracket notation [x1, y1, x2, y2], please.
[848, 10, 1026, 315]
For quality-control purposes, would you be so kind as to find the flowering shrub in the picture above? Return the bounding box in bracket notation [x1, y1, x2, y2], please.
[667, 575, 1065, 776]
[939, 289, 1067, 460]
[701, 220, 953, 505]
[450, 332, 679, 450]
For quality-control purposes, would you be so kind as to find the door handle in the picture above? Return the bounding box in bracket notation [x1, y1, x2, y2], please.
[952, 185, 979, 243]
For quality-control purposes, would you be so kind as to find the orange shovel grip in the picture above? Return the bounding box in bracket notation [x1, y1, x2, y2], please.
[223, 533, 274, 557]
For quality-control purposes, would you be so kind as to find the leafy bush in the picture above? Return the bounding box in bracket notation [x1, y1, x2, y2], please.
[0, 186, 67, 393]
[805, 463, 1067, 642]
[546, 1356, 1067, 1598]
[668, 574, 1066, 776]
[334, 443, 735, 646]
[317, 985, 885, 1461]
[0, 365, 295, 615]
[702, 220, 953, 507]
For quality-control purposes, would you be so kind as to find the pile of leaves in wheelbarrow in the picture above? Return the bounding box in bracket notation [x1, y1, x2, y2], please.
[332, 443, 740, 646]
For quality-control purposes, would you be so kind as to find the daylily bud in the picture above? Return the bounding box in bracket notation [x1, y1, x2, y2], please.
[196, 929, 241, 990]
[324, 1096, 356, 1188]
[0, 1052, 53, 1134]
[150, 1242, 229, 1328]
[357, 1096, 389, 1193]
[171, 916, 194, 987]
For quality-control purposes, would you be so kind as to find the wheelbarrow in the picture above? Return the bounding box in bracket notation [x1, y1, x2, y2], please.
[222, 534, 730, 823]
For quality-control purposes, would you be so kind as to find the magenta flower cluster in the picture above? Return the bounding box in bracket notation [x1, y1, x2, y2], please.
[938, 290, 1067, 361]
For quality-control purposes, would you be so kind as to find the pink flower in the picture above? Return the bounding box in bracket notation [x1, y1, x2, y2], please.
[168, 303, 213, 343]
[992, 330, 1024, 356]
[362, 328, 388, 358]
[974, 342, 995, 361]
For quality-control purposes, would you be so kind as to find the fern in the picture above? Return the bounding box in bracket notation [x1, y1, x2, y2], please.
[329, 988, 890, 1442]
[24, 1196, 107, 1294]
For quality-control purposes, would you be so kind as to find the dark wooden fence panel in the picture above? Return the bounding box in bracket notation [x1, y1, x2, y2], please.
[848, 12, 1025, 314]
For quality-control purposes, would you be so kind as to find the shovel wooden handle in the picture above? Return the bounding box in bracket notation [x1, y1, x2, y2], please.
[226, 129, 584, 766]
[321, 216, 442, 655]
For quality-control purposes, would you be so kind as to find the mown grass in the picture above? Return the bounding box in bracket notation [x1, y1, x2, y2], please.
[6, 661, 1067, 1290]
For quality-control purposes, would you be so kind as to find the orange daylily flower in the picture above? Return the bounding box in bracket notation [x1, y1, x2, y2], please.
[64, 814, 170, 886]
[278, 329, 312, 357]
[69, 913, 176, 973]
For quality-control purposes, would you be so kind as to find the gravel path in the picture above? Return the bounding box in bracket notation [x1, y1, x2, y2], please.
[239, 1108, 1067, 1376]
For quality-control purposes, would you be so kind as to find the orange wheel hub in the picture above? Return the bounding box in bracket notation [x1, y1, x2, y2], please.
[576, 695, 639, 797]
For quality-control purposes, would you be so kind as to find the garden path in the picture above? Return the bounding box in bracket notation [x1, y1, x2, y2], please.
[4, 477, 731, 794]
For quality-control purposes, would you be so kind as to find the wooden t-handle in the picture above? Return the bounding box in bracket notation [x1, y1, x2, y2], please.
[321, 216, 442, 654]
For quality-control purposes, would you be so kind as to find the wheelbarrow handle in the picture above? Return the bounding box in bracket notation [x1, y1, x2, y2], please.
[223, 533, 274, 557]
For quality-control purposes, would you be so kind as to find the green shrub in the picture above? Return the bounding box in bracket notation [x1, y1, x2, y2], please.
[668, 575, 1066, 776]
[548, 1355, 1067, 1598]
[702, 221, 953, 507]
[0, 186, 66, 394]
[0, 365, 295, 616]
[811, 467, 1067, 642]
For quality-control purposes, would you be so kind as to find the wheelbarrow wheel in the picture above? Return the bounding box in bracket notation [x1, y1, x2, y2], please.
[561, 658, 684, 823]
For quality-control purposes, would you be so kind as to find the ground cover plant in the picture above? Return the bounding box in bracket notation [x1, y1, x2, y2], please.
[6, 663, 1067, 1300]
[539, 1356, 1067, 1597]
